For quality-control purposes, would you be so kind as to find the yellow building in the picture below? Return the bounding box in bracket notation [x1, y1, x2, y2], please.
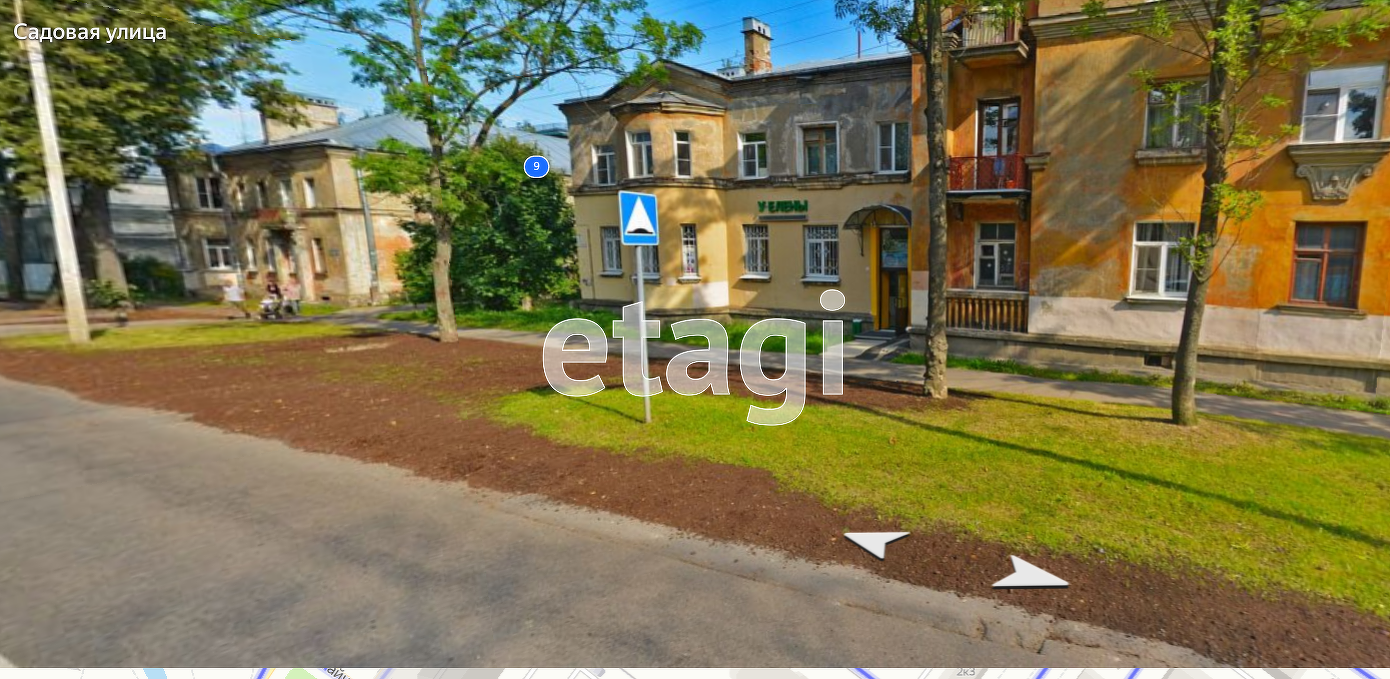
[562, 19, 919, 333]
[566, 7, 1390, 395]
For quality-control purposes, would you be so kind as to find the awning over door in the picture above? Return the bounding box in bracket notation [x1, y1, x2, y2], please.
[843, 204, 911, 232]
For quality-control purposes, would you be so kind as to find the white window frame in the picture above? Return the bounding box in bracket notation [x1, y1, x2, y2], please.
[803, 225, 839, 281]
[743, 224, 770, 278]
[255, 180, 268, 209]
[674, 131, 693, 178]
[800, 123, 840, 177]
[599, 226, 623, 275]
[244, 241, 258, 271]
[1143, 81, 1207, 150]
[628, 131, 654, 178]
[974, 222, 1017, 289]
[679, 224, 699, 280]
[195, 176, 223, 210]
[203, 238, 233, 270]
[303, 178, 317, 209]
[593, 145, 616, 186]
[1301, 64, 1386, 143]
[739, 131, 769, 178]
[637, 244, 659, 281]
[278, 178, 294, 208]
[877, 121, 910, 173]
[1130, 222, 1194, 299]
[311, 237, 327, 275]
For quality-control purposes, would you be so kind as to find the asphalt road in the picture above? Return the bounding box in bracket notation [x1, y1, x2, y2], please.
[0, 377, 1200, 667]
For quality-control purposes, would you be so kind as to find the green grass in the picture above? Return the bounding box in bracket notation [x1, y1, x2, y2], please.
[382, 305, 851, 354]
[891, 354, 1390, 416]
[294, 302, 343, 317]
[494, 387, 1390, 617]
[1, 322, 357, 351]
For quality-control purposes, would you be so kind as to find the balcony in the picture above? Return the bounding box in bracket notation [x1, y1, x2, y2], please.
[946, 289, 1029, 334]
[950, 13, 1030, 67]
[949, 155, 1028, 192]
[257, 208, 296, 229]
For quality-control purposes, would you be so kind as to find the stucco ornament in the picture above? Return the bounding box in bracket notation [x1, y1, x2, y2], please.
[1287, 140, 1390, 202]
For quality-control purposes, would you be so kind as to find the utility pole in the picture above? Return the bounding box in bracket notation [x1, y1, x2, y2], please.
[16, 0, 89, 343]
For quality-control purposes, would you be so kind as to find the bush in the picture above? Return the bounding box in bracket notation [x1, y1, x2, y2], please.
[85, 279, 137, 310]
[123, 255, 185, 299]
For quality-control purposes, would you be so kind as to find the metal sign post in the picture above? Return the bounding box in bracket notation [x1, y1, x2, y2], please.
[618, 191, 659, 424]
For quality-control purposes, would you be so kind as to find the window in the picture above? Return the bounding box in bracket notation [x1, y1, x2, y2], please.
[744, 225, 770, 276]
[979, 101, 1020, 156]
[878, 122, 910, 172]
[311, 238, 327, 275]
[1131, 222, 1194, 297]
[600, 226, 622, 274]
[195, 177, 223, 210]
[1145, 82, 1207, 149]
[233, 181, 246, 210]
[1291, 224, 1363, 307]
[278, 178, 294, 207]
[303, 178, 317, 209]
[1302, 65, 1385, 142]
[740, 132, 768, 178]
[975, 223, 1016, 288]
[244, 242, 257, 271]
[679, 224, 699, 277]
[674, 131, 692, 177]
[804, 225, 839, 280]
[639, 244, 659, 279]
[802, 126, 838, 175]
[594, 145, 616, 185]
[628, 131, 654, 178]
[203, 238, 232, 270]
[255, 180, 268, 208]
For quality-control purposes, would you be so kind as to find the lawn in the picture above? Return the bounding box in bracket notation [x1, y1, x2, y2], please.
[2, 322, 358, 351]
[494, 387, 1390, 617]
[382, 305, 851, 354]
[893, 353, 1390, 416]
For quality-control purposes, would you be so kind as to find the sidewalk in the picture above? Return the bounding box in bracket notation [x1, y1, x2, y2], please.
[327, 309, 1390, 441]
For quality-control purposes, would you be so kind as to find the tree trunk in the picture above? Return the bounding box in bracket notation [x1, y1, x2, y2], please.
[76, 182, 128, 291]
[922, 5, 951, 399]
[0, 197, 26, 302]
[426, 132, 458, 343]
[1172, 0, 1234, 426]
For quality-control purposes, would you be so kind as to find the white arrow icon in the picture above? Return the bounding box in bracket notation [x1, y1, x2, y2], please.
[993, 555, 1069, 589]
[844, 532, 910, 559]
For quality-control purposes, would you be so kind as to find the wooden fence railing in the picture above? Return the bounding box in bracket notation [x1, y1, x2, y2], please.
[946, 292, 1028, 333]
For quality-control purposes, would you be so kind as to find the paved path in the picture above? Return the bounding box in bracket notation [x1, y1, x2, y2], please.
[333, 309, 1390, 441]
[0, 378, 1205, 667]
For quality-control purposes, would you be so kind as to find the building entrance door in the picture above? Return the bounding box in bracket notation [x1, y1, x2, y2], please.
[877, 227, 909, 334]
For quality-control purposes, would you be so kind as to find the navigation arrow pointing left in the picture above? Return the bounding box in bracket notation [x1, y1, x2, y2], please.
[844, 532, 910, 560]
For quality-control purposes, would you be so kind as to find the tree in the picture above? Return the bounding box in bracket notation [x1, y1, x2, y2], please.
[836, 0, 1023, 398]
[1080, 0, 1390, 425]
[0, 0, 297, 299]
[383, 136, 577, 309]
[260, 0, 701, 343]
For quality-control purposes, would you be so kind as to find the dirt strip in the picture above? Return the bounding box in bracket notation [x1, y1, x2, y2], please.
[2, 331, 1386, 665]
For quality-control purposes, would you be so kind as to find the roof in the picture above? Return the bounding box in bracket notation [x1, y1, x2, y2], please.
[218, 112, 572, 174]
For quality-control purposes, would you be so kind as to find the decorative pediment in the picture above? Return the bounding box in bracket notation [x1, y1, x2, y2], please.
[609, 89, 726, 118]
[1286, 140, 1390, 202]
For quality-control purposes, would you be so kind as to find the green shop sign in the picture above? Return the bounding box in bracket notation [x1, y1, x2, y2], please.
[757, 199, 808, 214]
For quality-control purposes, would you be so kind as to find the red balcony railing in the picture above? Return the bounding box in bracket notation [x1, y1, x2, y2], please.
[959, 13, 1018, 48]
[949, 155, 1027, 191]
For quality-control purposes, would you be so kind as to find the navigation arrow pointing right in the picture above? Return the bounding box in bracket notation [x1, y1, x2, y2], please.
[992, 555, 1069, 589]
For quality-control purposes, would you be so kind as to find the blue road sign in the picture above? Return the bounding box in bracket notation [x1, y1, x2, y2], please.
[619, 191, 659, 246]
[523, 155, 549, 178]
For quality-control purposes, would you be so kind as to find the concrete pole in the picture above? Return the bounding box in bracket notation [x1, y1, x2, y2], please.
[18, 0, 89, 343]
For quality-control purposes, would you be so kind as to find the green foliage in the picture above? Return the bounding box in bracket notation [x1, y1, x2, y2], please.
[84, 279, 137, 310]
[122, 256, 185, 299]
[389, 138, 578, 310]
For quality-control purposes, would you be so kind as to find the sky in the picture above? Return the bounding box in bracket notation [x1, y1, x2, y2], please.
[198, 0, 906, 146]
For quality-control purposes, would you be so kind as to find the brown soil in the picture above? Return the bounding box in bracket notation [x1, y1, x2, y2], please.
[1, 331, 1386, 665]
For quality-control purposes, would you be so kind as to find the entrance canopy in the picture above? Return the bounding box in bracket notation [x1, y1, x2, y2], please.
[843, 204, 911, 232]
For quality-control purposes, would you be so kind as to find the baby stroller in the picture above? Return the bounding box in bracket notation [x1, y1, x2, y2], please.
[258, 294, 285, 320]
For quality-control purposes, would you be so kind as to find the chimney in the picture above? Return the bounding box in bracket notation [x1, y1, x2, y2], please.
[742, 17, 773, 75]
[260, 94, 340, 143]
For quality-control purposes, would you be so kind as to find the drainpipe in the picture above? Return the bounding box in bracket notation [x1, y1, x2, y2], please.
[208, 153, 246, 291]
[354, 149, 381, 304]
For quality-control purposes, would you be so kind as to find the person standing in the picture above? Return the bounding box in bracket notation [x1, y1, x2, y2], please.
[282, 275, 302, 316]
[222, 280, 249, 319]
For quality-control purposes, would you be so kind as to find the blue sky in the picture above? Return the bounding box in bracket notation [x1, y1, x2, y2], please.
[198, 0, 906, 145]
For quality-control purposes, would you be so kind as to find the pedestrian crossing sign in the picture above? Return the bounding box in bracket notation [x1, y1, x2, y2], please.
[619, 191, 659, 246]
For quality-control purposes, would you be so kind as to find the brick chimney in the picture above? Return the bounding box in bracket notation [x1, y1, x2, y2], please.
[260, 94, 340, 143]
[742, 17, 773, 75]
